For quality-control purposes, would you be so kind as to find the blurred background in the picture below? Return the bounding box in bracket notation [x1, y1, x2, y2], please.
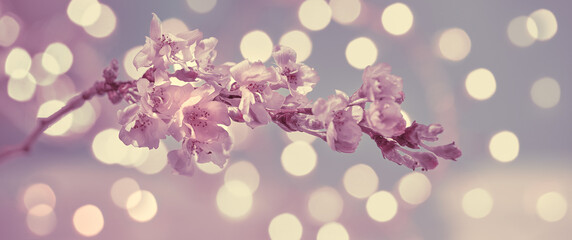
[0, 0, 570, 239]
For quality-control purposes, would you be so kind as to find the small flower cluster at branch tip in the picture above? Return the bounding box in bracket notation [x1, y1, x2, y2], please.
[114, 13, 461, 176]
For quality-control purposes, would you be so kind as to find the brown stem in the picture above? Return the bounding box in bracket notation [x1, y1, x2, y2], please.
[0, 83, 105, 163]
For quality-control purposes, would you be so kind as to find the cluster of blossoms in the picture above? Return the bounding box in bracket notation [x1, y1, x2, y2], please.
[109, 14, 461, 176]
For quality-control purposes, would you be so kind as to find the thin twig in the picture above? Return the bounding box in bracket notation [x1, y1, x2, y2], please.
[0, 83, 106, 163]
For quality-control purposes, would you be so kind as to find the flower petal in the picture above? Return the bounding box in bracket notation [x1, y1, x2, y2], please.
[168, 149, 195, 176]
[117, 104, 140, 125]
[203, 101, 230, 126]
[150, 13, 162, 41]
[133, 38, 155, 70]
[272, 45, 297, 67]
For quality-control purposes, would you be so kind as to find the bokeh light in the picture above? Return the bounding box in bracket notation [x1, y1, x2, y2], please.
[343, 163, 378, 199]
[462, 188, 493, 219]
[119, 145, 150, 167]
[279, 30, 312, 62]
[5, 47, 32, 79]
[268, 213, 303, 240]
[197, 161, 226, 174]
[536, 192, 567, 222]
[7, 74, 36, 102]
[465, 68, 496, 100]
[30, 53, 57, 86]
[23, 183, 56, 210]
[70, 101, 97, 134]
[186, 0, 217, 14]
[162, 18, 189, 34]
[83, 4, 117, 38]
[73, 204, 104, 237]
[298, 0, 332, 31]
[530, 77, 560, 108]
[90, 129, 151, 166]
[366, 191, 398, 222]
[216, 180, 253, 219]
[316, 222, 349, 240]
[345, 37, 378, 69]
[507, 16, 537, 47]
[42, 42, 74, 75]
[37, 100, 73, 136]
[67, 0, 101, 27]
[26, 204, 56, 236]
[381, 3, 414, 36]
[0, 15, 20, 47]
[127, 190, 158, 222]
[308, 186, 344, 222]
[329, 0, 361, 25]
[438, 28, 471, 61]
[136, 141, 168, 175]
[489, 131, 519, 163]
[529, 9, 557, 41]
[285, 131, 317, 143]
[398, 172, 432, 205]
[224, 160, 260, 193]
[240, 30, 273, 62]
[123, 46, 149, 79]
[92, 128, 128, 164]
[110, 177, 140, 209]
[281, 141, 318, 177]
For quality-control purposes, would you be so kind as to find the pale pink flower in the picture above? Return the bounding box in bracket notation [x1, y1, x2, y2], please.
[184, 131, 232, 168]
[193, 37, 234, 87]
[172, 84, 231, 142]
[366, 99, 406, 137]
[168, 127, 231, 174]
[393, 121, 461, 161]
[423, 142, 462, 160]
[272, 45, 319, 98]
[394, 121, 443, 148]
[312, 90, 362, 153]
[137, 78, 194, 118]
[167, 149, 196, 176]
[194, 37, 218, 69]
[359, 63, 404, 103]
[117, 104, 169, 149]
[374, 136, 438, 171]
[134, 13, 203, 70]
[230, 60, 285, 128]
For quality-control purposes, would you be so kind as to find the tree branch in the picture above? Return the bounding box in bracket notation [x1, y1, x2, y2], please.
[0, 84, 104, 163]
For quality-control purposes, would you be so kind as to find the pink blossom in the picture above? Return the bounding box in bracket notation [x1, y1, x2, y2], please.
[359, 63, 404, 103]
[366, 99, 406, 137]
[422, 142, 462, 160]
[137, 78, 194, 118]
[394, 121, 443, 148]
[167, 149, 196, 176]
[393, 121, 462, 161]
[282, 94, 311, 108]
[272, 45, 319, 99]
[134, 13, 203, 70]
[184, 131, 232, 168]
[230, 60, 285, 128]
[194, 37, 218, 69]
[170, 84, 230, 141]
[374, 136, 438, 171]
[168, 128, 232, 173]
[312, 90, 362, 153]
[117, 104, 169, 149]
[408, 152, 438, 171]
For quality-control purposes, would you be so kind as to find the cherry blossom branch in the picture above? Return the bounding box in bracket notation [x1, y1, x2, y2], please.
[1, 13, 462, 176]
